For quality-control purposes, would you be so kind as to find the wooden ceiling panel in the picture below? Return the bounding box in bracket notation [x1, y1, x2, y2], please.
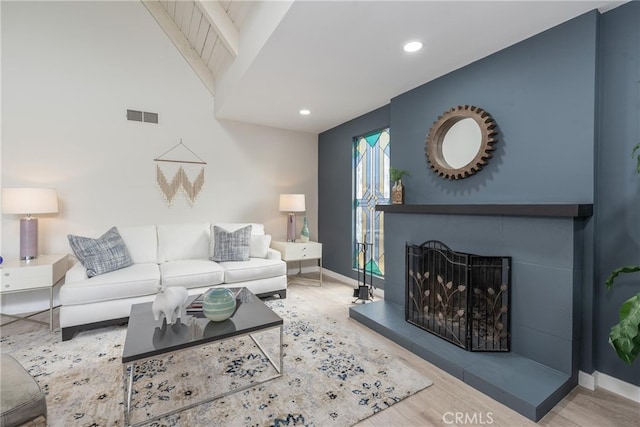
[145, 0, 254, 94]
[200, 30, 219, 65]
[166, 0, 176, 18]
[208, 42, 233, 78]
[178, 1, 195, 36]
[187, 6, 203, 45]
[174, 0, 187, 27]
[193, 17, 210, 55]
[142, 0, 215, 96]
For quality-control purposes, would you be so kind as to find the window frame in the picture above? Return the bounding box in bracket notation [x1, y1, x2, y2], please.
[352, 127, 390, 279]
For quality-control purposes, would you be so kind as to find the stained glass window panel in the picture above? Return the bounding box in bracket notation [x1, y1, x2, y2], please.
[353, 128, 390, 277]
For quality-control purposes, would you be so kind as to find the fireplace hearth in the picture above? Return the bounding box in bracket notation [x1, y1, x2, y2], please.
[405, 241, 511, 351]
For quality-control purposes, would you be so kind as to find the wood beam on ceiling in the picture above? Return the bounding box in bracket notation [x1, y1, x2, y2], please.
[195, 0, 239, 58]
[141, 0, 215, 96]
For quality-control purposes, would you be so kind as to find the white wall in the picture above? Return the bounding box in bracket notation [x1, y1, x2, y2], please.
[0, 1, 317, 312]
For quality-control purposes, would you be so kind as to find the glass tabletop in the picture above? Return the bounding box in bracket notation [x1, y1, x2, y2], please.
[122, 287, 283, 364]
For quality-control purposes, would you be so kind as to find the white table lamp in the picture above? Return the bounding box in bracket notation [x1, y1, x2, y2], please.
[279, 194, 305, 242]
[2, 188, 59, 260]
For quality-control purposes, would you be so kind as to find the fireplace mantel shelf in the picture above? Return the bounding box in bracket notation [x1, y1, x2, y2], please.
[376, 203, 593, 218]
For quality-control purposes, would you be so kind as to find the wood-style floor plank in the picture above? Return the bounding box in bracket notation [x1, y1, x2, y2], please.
[1, 275, 638, 427]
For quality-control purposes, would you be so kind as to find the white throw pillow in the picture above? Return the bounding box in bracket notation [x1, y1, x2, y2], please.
[250, 235, 272, 258]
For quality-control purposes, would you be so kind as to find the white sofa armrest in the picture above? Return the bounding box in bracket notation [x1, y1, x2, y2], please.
[266, 248, 282, 260]
[65, 260, 88, 283]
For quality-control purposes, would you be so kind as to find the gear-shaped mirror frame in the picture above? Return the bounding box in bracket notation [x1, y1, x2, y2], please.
[425, 105, 498, 180]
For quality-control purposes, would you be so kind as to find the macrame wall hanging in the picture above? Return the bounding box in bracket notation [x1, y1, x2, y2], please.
[154, 139, 206, 207]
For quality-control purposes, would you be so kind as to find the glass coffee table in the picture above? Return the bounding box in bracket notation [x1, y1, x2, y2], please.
[122, 287, 283, 427]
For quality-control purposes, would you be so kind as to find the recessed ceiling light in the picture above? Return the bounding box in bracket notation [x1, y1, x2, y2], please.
[299, 109, 311, 116]
[403, 41, 423, 53]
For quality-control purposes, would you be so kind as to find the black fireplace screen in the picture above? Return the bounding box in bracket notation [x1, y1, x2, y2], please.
[405, 241, 511, 352]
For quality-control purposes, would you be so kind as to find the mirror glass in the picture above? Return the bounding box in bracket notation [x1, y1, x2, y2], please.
[441, 118, 482, 169]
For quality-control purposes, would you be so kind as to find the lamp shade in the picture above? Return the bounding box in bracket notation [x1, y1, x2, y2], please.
[279, 194, 305, 212]
[2, 188, 59, 215]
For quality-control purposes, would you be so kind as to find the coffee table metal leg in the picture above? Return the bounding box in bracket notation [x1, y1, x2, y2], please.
[123, 363, 134, 427]
[49, 288, 52, 331]
[249, 325, 284, 375]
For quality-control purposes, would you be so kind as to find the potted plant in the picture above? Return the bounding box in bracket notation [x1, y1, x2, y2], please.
[390, 167, 409, 205]
[606, 143, 640, 365]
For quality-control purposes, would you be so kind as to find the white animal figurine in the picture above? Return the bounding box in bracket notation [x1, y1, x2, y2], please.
[152, 286, 189, 325]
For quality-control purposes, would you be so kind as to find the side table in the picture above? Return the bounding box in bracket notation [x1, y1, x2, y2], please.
[0, 254, 68, 331]
[271, 241, 322, 286]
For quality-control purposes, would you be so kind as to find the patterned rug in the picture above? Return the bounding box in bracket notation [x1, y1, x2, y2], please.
[1, 293, 432, 426]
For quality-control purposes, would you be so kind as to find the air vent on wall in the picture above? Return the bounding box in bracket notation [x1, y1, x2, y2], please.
[143, 112, 158, 124]
[127, 109, 158, 124]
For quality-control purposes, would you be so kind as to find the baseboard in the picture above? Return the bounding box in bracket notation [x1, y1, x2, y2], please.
[322, 269, 357, 286]
[579, 370, 640, 402]
[321, 269, 385, 299]
[578, 371, 596, 391]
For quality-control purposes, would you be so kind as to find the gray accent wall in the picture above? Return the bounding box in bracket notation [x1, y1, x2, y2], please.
[318, 105, 389, 288]
[594, 2, 640, 385]
[319, 4, 640, 387]
[390, 10, 597, 205]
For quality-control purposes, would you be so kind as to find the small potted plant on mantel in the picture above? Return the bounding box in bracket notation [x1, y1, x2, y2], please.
[606, 143, 640, 365]
[390, 167, 409, 205]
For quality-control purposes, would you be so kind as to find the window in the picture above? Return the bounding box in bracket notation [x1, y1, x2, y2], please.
[353, 128, 390, 277]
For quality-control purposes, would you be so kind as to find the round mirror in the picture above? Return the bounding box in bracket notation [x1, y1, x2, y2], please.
[441, 118, 482, 169]
[425, 105, 498, 180]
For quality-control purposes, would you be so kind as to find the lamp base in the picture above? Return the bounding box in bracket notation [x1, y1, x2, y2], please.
[20, 217, 38, 260]
[287, 213, 297, 242]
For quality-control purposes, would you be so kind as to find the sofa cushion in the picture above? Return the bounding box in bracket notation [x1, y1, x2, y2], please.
[117, 225, 158, 264]
[160, 259, 225, 288]
[157, 223, 210, 262]
[60, 263, 160, 305]
[250, 234, 272, 258]
[219, 258, 286, 284]
[67, 227, 132, 277]
[211, 225, 252, 262]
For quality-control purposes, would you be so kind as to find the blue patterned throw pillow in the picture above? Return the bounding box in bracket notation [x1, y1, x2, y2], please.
[211, 225, 252, 262]
[68, 227, 132, 277]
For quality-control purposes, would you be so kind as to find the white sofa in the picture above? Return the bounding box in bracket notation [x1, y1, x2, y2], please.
[59, 223, 286, 341]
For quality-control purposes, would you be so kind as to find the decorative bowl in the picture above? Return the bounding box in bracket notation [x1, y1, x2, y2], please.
[202, 288, 237, 322]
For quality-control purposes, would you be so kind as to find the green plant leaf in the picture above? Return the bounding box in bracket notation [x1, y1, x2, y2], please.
[390, 167, 410, 182]
[633, 143, 640, 174]
[609, 293, 640, 365]
[605, 265, 640, 291]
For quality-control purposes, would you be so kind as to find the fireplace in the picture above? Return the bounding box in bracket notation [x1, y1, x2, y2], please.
[352, 204, 592, 420]
[405, 241, 511, 352]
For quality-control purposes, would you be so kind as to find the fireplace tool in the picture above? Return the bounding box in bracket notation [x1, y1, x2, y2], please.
[353, 242, 374, 303]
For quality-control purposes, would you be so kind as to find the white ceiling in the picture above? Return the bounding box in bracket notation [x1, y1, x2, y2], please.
[192, 1, 627, 135]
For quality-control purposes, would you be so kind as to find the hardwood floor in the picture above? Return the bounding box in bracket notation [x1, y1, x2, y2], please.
[2, 276, 638, 427]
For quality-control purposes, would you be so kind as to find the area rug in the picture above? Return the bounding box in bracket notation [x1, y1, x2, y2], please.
[1, 293, 432, 426]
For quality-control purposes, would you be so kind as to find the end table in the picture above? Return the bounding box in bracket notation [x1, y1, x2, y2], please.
[271, 241, 322, 286]
[0, 254, 68, 331]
